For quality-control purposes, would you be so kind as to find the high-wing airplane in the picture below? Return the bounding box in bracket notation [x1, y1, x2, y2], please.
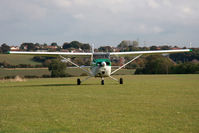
[9, 48, 191, 85]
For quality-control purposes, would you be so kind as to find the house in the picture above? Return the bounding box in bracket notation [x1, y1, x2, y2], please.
[10, 46, 20, 51]
[171, 47, 181, 50]
[46, 46, 58, 49]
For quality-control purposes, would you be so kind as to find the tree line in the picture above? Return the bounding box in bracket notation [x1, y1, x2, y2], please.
[1, 40, 199, 77]
[0, 43, 10, 53]
[135, 55, 199, 74]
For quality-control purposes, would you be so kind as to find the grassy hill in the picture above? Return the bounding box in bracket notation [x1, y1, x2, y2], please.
[0, 75, 199, 133]
[0, 54, 41, 65]
[0, 68, 50, 78]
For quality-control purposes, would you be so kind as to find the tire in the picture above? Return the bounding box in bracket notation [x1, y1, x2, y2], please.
[101, 80, 104, 85]
[120, 78, 123, 84]
[77, 78, 81, 85]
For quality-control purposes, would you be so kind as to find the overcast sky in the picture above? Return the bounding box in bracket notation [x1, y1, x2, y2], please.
[0, 0, 199, 47]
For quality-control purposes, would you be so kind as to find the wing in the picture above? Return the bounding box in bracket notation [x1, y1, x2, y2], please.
[8, 51, 92, 57]
[109, 49, 191, 56]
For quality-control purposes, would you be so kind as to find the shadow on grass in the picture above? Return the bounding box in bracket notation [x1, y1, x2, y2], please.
[3, 83, 118, 88]
[40, 83, 99, 87]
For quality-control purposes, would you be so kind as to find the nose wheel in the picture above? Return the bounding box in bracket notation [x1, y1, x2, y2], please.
[77, 78, 81, 85]
[101, 80, 104, 85]
[101, 77, 104, 85]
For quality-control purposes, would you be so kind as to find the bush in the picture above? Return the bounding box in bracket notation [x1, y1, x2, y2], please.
[170, 62, 199, 74]
[24, 75, 40, 78]
[42, 74, 51, 78]
[80, 73, 88, 76]
[17, 64, 33, 68]
[48, 59, 67, 77]
[4, 76, 15, 79]
[135, 55, 174, 74]
[134, 68, 144, 74]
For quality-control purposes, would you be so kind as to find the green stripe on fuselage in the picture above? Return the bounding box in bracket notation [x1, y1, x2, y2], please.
[93, 59, 111, 66]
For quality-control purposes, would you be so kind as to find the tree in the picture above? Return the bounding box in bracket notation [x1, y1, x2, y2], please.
[63, 42, 70, 49]
[20, 43, 36, 51]
[81, 43, 91, 50]
[132, 41, 139, 47]
[117, 40, 129, 49]
[63, 41, 91, 51]
[70, 41, 81, 49]
[98, 46, 113, 52]
[170, 62, 199, 74]
[1, 43, 10, 53]
[170, 48, 199, 63]
[160, 45, 170, 50]
[135, 55, 174, 74]
[27, 43, 35, 51]
[150, 46, 157, 50]
[48, 59, 67, 77]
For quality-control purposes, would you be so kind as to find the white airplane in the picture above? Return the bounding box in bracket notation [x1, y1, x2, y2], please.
[9, 48, 191, 85]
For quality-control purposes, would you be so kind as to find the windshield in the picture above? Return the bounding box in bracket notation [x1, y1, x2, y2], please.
[93, 58, 111, 66]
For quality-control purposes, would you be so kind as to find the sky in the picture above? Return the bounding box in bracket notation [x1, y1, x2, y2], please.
[0, 0, 199, 47]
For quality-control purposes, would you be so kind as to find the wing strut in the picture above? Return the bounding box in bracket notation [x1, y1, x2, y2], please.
[109, 76, 119, 82]
[111, 54, 142, 75]
[60, 55, 91, 76]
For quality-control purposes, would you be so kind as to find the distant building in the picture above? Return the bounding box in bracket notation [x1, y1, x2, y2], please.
[119, 57, 125, 67]
[171, 47, 181, 50]
[156, 47, 161, 50]
[46, 46, 58, 49]
[10, 46, 20, 51]
[60, 49, 69, 52]
[112, 47, 120, 52]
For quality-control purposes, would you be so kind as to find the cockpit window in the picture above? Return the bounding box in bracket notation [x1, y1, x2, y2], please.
[93, 59, 111, 66]
[106, 62, 110, 65]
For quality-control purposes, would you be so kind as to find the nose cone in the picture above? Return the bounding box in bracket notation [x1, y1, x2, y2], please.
[101, 62, 106, 67]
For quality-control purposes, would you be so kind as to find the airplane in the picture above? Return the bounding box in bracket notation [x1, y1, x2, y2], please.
[8, 48, 191, 85]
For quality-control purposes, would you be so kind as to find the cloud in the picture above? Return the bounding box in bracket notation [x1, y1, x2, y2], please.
[0, 0, 198, 47]
[73, 13, 85, 20]
[147, 0, 160, 8]
[182, 7, 193, 15]
[52, 0, 71, 8]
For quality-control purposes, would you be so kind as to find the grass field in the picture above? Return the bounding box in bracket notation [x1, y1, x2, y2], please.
[0, 54, 41, 65]
[0, 68, 50, 78]
[0, 68, 135, 78]
[0, 75, 199, 133]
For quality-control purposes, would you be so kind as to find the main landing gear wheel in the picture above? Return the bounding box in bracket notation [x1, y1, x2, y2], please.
[120, 78, 123, 84]
[101, 80, 104, 85]
[77, 78, 81, 85]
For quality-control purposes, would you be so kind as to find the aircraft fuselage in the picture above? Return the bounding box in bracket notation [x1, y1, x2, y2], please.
[90, 58, 111, 77]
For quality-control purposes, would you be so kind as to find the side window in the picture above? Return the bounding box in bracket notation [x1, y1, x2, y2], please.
[97, 62, 100, 66]
[106, 62, 110, 65]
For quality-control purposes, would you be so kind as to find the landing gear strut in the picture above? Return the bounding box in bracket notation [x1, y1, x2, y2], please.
[101, 77, 104, 85]
[77, 78, 81, 85]
[109, 76, 123, 84]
